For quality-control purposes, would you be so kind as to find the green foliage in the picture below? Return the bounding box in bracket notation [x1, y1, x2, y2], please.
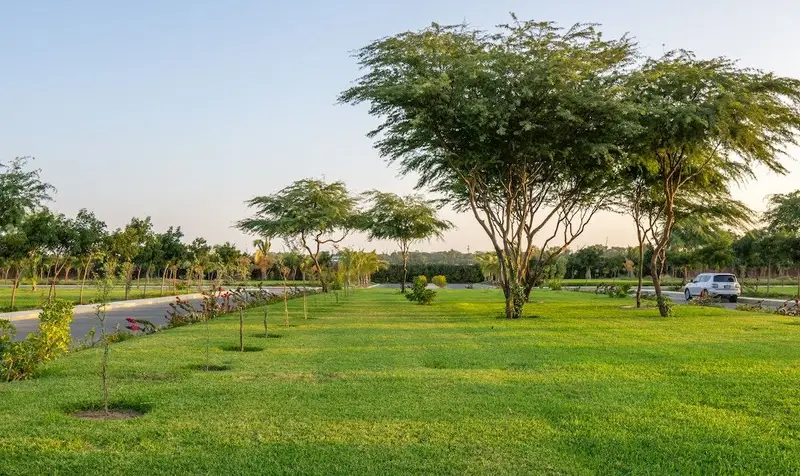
[548, 279, 563, 291]
[0, 157, 54, 231]
[28, 299, 74, 362]
[238, 179, 359, 292]
[431, 275, 447, 288]
[765, 191, 800, 234]
[0, 299, 73, 381]
[373, 264, 483, 284]
[406, 275, 436, 305]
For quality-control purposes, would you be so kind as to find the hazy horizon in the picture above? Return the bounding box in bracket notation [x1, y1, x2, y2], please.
[2, 1, 798, 254]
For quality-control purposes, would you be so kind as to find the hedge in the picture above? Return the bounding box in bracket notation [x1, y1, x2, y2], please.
[372, 265, 484, 284]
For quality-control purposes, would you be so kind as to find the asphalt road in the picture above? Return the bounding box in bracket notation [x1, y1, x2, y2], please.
[10, 297, 204, 343]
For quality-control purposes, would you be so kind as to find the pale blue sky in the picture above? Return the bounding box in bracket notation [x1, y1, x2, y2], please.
[2, 0, 798, 252]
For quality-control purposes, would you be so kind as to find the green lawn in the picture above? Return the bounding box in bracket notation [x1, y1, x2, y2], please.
[1, 289, 798, 474]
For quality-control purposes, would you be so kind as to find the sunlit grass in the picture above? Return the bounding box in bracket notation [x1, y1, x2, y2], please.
[0, 289, 798, 474]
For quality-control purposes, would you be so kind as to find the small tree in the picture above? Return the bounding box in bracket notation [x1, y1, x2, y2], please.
[238, 179, 359, 293]
[362, 191, 451, 292]
[94, 265, 115, 416]
[625, 51, 800, 316]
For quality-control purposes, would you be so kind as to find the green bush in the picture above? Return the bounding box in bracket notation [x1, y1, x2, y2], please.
[548, 279, 563, 291]
[406, 276, 436, 305]
[1, 299, 74, 381]
[28, 300, 74, 362]
[431, 275, 447, 288]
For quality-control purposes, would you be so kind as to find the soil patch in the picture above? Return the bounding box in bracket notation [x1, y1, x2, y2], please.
[72, 408, 143, 420]
[220, 345, 264, 353]
[188, 364, 232, 371]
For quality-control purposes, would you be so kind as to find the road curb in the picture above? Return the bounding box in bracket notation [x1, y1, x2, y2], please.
[1, 293, 204, 323]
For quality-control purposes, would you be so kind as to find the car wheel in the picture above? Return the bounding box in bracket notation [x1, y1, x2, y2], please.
[684, 289, 691, 301]
[729, 296, 738, 303]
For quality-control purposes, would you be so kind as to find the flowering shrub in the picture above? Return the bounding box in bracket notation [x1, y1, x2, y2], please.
[431, 275, 447, 288]
[125, 317, 158, 335]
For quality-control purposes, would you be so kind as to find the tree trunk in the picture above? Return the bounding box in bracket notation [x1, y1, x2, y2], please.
[239, 308, 244, 352]
[636, 239, 644, 309]
[651, 253, 669, 317]
[135, 266, 142, 297]
[283, 279, 289, 327]
[767, 263, 772, 295]
[79, 255, 92, 305]
[143, 265, 151, 298]
[161, 267, 168, 296]
[261, 266, 267, 281]
[401, 252, 409, 293]
[10, 271, 21, 310]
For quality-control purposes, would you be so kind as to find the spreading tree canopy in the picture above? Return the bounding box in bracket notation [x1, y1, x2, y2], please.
[362, 191, 451, 292]
[624, 51, 800, 315]
[238, 179, 359, 292]
[341, 17, 636, 317]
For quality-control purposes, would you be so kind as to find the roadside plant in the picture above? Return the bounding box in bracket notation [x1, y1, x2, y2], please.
[1, 301, 73, 382]
[124, 317, 158, 335]
[688, 294, 721, 307]
[548, 279, 563, 291]
[94, 272, 114, 416]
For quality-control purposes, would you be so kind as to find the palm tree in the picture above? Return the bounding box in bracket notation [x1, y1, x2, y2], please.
[475, 252, 500, 284]
[252, 238, 273, 281]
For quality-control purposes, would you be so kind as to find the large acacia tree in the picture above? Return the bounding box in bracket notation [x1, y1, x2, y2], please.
[625, 51, 800, 316]
[238, 179, 359, 292]
[362, 191, 451, 292]
[341, 18, 635, 318]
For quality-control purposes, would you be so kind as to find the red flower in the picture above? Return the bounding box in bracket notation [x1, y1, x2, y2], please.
[126, 324, 142, 332]
[218, 286, 223, 292]
[125, 317, 136, 323]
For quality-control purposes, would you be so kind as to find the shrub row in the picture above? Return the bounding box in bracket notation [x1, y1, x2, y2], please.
[372, 265, 484, 284]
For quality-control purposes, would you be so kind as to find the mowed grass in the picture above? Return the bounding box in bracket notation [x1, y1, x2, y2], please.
[1, 290, 799, 475]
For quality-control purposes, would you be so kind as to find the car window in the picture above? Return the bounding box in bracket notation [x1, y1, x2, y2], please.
[713, 275, 736, 283]
[700, 275, 711, 282]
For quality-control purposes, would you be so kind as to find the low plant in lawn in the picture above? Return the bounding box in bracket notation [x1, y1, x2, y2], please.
[657, 296, 675, 317]
[431, 275, 447, 288]
[94, 274, 114, 416]
[548, 279, 563, 291]
[406, 275, 436, 305]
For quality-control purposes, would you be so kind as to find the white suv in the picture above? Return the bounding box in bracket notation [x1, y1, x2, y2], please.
[683, 273, 742, 303]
